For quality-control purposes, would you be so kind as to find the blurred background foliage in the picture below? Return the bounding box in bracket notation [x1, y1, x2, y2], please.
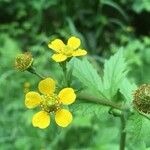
[0, 0, 150, 149]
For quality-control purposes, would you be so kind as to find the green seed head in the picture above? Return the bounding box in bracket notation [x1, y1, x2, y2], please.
[15, 52, 33, 71]
[133, 84, 150, 114]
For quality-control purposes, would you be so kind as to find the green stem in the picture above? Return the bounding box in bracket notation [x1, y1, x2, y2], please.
[78, 94, 123, 111]
[119, 113, 126, 150]
[108, 108, 122, 117]
[138, 111, 150, 121]
[27, 67, 45, 79]
[109, 108, 127, 150]
[60, 62, 71, 87]
[79, 94, 127, 150]
[134, 107, 150, 121]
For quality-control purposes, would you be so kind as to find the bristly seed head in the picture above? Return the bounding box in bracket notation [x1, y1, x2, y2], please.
[15, 52, 33, 71]
[133, 84, 150, 114]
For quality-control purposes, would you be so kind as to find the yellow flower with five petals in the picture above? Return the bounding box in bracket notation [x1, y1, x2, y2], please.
[25, 78, 76, 129]
[48, 36, 87, 62]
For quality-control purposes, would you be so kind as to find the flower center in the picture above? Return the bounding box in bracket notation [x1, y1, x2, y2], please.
[40, 94, 61, 113]
[62, 46, 74, 56]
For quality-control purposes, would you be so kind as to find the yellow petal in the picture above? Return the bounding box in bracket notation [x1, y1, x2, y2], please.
[58, 88, 76, 105]
[48, 39, 65, 52]
[67, 36, 81, 50]
[52, 54, 67, 62]
[38, 78, 56, 95]
[55, 109, 73, 127]
[72, 49, 87, 56]
[32, 111, 50, 129]
[25, 91, 41, 109]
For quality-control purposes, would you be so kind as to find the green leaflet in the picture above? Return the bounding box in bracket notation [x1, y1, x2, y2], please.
[126, 112, 143, 140]
[70, 101, 109, 120]
[69, 49, 127, 100]
[68, 57, 105, 98]
[103, 48, 127, 99]
[119, 78, 137, 105]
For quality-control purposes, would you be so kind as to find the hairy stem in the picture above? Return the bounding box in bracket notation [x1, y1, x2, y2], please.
[138, 111, 150, 121]
[27, 67, 45, 79]
[78, 94, 123, 110]
[60, 62, 71, 87]
[33, 70, 45, 79]
[79, 94, 127, 149]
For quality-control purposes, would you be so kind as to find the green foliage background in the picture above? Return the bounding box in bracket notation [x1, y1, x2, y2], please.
[0, 0, 150, 149]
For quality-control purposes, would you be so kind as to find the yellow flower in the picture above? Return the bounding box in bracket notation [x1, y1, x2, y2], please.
[25, 78, 76, 129]
[48, 36, 87, 62]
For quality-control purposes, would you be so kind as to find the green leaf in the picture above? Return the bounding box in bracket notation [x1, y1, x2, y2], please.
[126, 112, 143, 140]
[132, 0, 150, 13]
[69, 57, 105, 98]
[70, 49, 127, 100]
[103, 48, 127, 99]
[140, 117, 150, 143]
[119, 78, 137, 105]
[70, 101, 109, 120]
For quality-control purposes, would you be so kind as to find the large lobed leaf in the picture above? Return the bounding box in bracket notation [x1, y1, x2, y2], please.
[69, 49, 127, 100]
[68, 57, 105, 98]
[103, 48, 127, 99]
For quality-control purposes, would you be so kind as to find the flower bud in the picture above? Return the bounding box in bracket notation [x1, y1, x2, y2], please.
[133, 84, 150, 114]
[23, 82, 31, 94]
[15, 52, 33, 71]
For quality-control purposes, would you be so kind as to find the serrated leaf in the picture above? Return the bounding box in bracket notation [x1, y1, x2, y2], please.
[69, 57, 105, 98]
[103, 48, 127, 99]
[69, 49, 127, 101]
[119, 78, 137, 105]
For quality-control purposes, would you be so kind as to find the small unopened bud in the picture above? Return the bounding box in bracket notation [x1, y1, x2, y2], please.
[24, 82, 30, 94]
[133, 84, 150, 114]
[15, 52, 33, 71]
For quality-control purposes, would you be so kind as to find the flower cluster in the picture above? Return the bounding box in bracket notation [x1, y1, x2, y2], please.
[21, 36, 87, 129]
